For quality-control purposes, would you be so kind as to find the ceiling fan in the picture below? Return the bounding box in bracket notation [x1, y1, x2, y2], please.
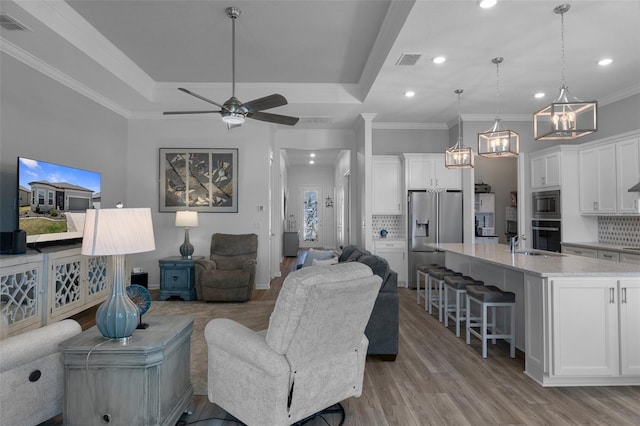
[163, 7, 299, 129]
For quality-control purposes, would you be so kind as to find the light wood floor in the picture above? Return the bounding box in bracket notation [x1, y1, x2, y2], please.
[60, 253, 640, 426]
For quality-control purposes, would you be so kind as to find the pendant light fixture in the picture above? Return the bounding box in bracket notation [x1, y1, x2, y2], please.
[478, 57, 519, 157]
[533, 4, 597, 140]
[445, 89, 474, 169]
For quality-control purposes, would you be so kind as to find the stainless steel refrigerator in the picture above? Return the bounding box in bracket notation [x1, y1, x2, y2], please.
[407, 191, 463, 288]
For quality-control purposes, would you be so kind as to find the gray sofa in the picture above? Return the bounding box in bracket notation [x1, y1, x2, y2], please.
[297, 245, 399, 361]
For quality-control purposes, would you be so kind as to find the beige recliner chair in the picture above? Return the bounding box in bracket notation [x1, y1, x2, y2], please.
[0, 314, 82, 425]
[204, 262, 382, 425]
[195, 233, 258, 302]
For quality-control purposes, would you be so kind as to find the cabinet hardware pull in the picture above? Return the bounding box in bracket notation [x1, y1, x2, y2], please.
[609, 288, 615, 303]
[622, 287, 627, 304]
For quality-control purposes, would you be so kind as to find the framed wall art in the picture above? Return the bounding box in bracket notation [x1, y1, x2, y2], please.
[159, 148, 238, 213]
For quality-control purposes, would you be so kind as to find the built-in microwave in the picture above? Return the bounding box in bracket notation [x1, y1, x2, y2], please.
[532, 190, 561, 220]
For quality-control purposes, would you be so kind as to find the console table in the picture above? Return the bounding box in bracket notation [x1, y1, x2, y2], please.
[61, 315, 194, 426]
[158, 256, 203, 301]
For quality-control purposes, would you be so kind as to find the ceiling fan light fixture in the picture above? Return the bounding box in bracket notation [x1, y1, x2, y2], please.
[221, 112, 245, 125]
[533, 4, 597, 141]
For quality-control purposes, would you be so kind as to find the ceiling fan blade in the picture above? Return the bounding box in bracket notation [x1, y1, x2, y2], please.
[241, 94, 288, 112]
[163, 110, 221, 115]
[178, 88, 227, 110]
[247, 111, 299, 126]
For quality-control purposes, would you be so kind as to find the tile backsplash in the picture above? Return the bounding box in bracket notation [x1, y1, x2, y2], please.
[598, 216, 640, 246]
[373, 215, 403, 239]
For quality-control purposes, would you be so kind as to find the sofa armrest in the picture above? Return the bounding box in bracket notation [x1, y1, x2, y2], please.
[205, 318, 289, 377]
[0, 319, 81, 373]
[242, 258, 257, 272]
[196, 258, 218, 273]
[380, 270, 398, 293]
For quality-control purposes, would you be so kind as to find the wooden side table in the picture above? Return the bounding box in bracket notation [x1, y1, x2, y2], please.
[158, 256, 203, 301]
[61, 315, 194, 426]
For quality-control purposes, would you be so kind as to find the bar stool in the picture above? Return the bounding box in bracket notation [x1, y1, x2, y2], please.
[443, 275, 483, 337]
[465, 284, 516, 358]
[426, 268, 461, 322]
[416, 264, 444, 305]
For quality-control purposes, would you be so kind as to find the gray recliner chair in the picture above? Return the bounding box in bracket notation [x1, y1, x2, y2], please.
[204, 262, 382, 425]
[195, 233, 258, 302]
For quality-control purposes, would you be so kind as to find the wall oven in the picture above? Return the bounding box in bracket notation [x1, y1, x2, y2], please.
[532, 220, 562, 252]
[532, 190, 561, 220]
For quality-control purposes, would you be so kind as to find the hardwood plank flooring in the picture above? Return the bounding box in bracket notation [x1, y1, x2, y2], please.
[52, 251, 640, 426]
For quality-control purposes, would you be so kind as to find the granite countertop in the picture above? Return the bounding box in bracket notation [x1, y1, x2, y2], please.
[433, 243, 640, 277]
[561, 241, 640, 254]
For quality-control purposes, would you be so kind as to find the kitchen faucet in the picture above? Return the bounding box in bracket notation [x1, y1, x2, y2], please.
[510, 234, 525, 253]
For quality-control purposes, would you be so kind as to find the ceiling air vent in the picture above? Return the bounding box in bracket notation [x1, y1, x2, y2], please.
[396, 53, 422, 66]
[0, 15, 29, 31]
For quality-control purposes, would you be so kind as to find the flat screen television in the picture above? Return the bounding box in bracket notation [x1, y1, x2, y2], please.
[18, 157, 101, 247]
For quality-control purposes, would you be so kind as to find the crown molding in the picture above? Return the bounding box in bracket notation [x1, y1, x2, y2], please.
[13, 0, 155, 100]
[1, 37, 130, 118]
[373, 122, 448, 130]
[599, 84, 640, 106]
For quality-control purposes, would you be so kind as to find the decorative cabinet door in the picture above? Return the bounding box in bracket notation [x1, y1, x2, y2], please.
[619, 279, 640, 376]
[551, 278, 619, 377]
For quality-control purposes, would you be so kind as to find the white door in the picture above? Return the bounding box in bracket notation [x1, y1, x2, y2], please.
[301, 185, 323, 248]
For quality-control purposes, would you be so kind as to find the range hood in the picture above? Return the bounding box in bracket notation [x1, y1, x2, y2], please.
[628, 182, 640, 192]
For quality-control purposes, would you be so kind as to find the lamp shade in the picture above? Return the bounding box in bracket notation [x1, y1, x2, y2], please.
[175, 210, 199, 228]
[82, 208, 155, 256]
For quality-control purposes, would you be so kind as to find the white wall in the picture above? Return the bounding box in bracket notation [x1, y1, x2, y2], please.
[126, 118, 275, 288]
[287, 165, 336, 249]
[0, 52, 128, 232]
[373, 128, 450, 154]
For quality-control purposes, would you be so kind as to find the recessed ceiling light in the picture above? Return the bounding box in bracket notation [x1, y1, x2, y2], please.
[598, 58, 613, 66]
[404, 91, 415, 98]
[534, 92, 545, 99]
[478, 0, 497, 9]
[309, 160, 315, 165]
[310, 153, 316, 157]
[432, 56, 446, 64]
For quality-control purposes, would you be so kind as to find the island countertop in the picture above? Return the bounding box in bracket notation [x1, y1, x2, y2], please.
[432, 243, 640, 277]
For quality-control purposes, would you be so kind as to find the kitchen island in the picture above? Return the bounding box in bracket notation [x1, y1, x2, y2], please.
[433, 243, 640, 387]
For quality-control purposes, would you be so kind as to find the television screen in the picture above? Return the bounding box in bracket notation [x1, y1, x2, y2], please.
[18, 157, 101, 245]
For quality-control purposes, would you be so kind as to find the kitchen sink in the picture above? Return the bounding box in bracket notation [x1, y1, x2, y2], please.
[513, 250, 566, 257]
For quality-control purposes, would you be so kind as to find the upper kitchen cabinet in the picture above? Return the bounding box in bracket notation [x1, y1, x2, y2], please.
[404, 154, 462, 191]
[578, 135, 640, 215]
[616, 138, 640, 214]
[579, 144, 617, 214]
[531, 152, 561, 189]
[372, 155, 403, 215]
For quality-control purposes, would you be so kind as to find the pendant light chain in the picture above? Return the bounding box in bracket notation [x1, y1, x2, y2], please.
[494, 57, 502, 118]
[456, 89, 462, 144]
[560, 7, 566, 88]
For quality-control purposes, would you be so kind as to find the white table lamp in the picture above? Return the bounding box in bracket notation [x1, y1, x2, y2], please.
[175, 211, 199, 259]
[82, 206, 155, 340]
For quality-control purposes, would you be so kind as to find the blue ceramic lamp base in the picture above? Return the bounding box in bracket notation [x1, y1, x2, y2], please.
[96, 254, 139, 340]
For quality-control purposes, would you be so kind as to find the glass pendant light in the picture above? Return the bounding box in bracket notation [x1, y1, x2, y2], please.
[533, 4, 597, 140]
[445, 89, 474, 169]
[478, 57, 519, 157]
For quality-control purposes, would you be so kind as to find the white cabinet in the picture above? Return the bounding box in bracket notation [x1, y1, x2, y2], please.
[531, 152, 561, 188]
[475, 193, 495, 213]
[562, 245, 598, 258]
[620, 279, 640, 376]
[404, 154, 461, 191]
[597, 249, 620, 262]
[373, 239, 407, 286]
[621, 252, 640, 265]
[372, 156, 402, 214]
[550, 277, 640, 378]
[616, 138, 640, 213]
[579, 145, 617, 214]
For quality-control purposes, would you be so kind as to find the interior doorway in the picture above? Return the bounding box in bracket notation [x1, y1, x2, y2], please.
[300, 185, 323, 248]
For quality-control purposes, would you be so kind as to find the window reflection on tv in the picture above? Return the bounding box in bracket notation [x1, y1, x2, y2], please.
[18, 157, 101, 245]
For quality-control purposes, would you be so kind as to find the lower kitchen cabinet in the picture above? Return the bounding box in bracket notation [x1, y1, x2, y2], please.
[550, 277, 640, 379]
[373, 239, 407, 287]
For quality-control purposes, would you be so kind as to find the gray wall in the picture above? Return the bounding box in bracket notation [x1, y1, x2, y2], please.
[0, 53, 128, 233]
[373, 128, 450, 154]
